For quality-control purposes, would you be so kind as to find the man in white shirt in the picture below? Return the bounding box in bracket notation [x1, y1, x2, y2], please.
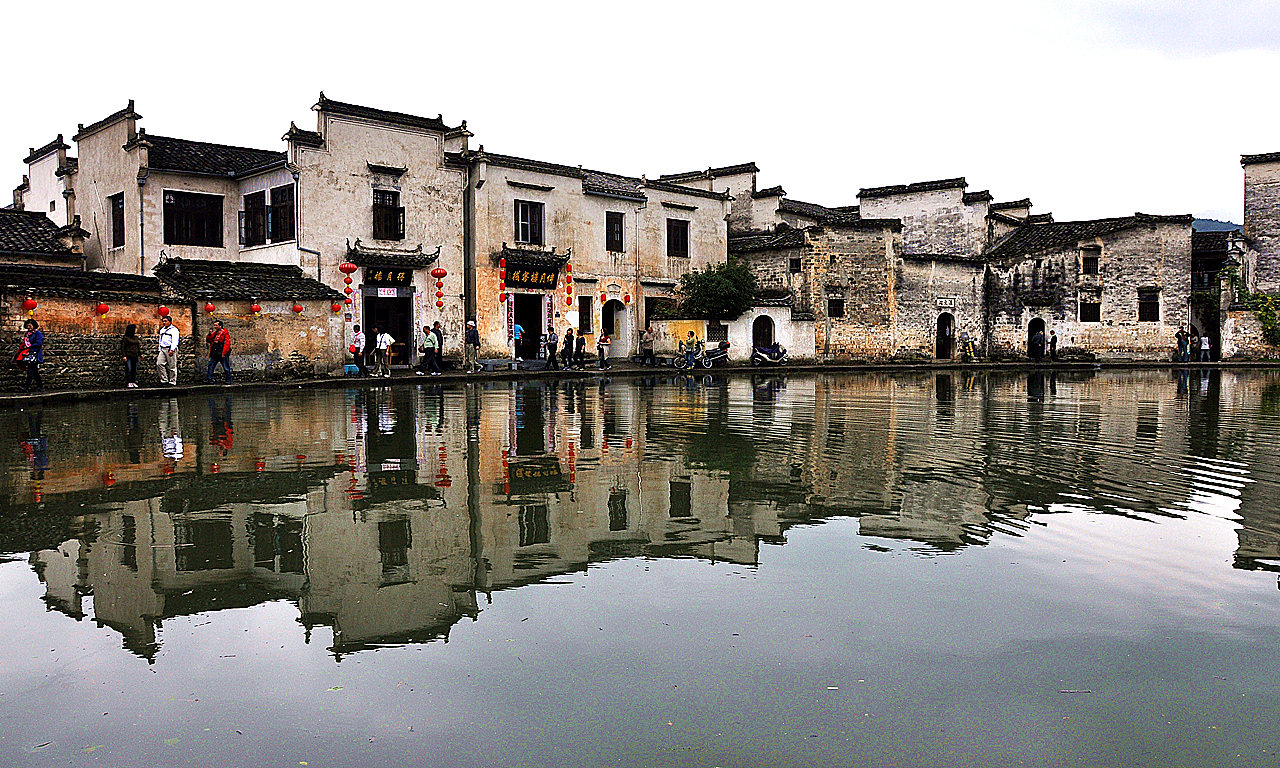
[156, 315, 180, 385]
[352, 324, 368, 376]
[374, 326, 395, 377]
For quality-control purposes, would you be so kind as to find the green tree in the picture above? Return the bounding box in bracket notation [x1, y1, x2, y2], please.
[676, 259, 757, 320]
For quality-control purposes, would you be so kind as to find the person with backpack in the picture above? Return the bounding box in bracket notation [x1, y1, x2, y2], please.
[205, 319, 232, 384]
[120, 324, 141, 388]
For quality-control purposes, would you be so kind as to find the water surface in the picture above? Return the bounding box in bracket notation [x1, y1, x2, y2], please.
[2, 370, 1280, 767]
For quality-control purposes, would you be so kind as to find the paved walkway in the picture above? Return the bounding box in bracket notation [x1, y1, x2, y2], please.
[1, 358, 1277, 408]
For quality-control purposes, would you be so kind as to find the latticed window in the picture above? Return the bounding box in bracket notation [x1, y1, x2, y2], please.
[606, 211, 625, 252]
[706, 322, 728, 342]
[1080, 301, 1101, 323]
[269, 184, 294, 242]
[164, 190, 223, 247]
[109, 192, 125, 248]
[667, 219, 689, 259]
[373, 189, 404, 240]
[1137, 288, 1160, 322]
[515, 200, 544, 245]
[240, 191, 266, 247]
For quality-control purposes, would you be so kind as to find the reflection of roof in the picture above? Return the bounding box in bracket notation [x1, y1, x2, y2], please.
[146, 134, 285, 177]
[987, 213, 1193, 259]
[154, 257, 343, 300]
[0, 210, 78, 257]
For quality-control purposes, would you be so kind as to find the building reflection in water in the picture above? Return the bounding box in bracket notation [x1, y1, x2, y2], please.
[7, 369, 1280, 661]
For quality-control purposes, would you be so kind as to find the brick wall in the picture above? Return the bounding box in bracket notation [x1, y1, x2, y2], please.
[1244, 160, 1280, 293]
[807, 225, 898, 359]
[0, 293, 195, 390]
[191, 300, 346, 381]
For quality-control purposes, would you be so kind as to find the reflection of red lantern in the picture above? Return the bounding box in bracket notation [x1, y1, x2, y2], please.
[204, 302, 216, 314]
[255, 459, 266, 472]
[292, 303, 303, 314]
[338, 262, 358, 275]
[250, 303, 261, 315]
[331, 303, 342, 313]
[431, 267, 447, 279]
[157, 305, 170, 317]
[102, 471, 116, 487]
[96, 303, 110, 317]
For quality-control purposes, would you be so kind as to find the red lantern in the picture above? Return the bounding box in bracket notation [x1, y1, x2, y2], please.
[498, 257, 506, 268]
[331, 303, 342, 313]
[435, 290, 444, 299]
[204, 302, 216, 314]
[157, 305, 170, 317]
[344, 297, 352, 305]
[600, 292, 607, 302]
[251, 303, 262, 315]
[431, 267, 447, 279]
[349, 344, 358, 353]
[435, 280, 444, 289]
[624, 293, 631, 304]
[22, 298, 37, 315]
[499, 270, 506, 281]
[566, 284, 573, 295]
[343, 276, 353, 285]
[96, 303, 110, 317]
[338, 262, 358, 275]
[499, 293, 507, 303]
[565, 263, 572, 273]
[292, 303, 303, 314]
[566, 275, 572, 284]
[344, 286, 353, 295]
[436, 300, 444, 308]
[566, 296, 573, 306]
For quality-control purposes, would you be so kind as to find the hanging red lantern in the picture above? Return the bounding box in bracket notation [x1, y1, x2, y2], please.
[435, 290, 444, 299]
[204, 302, 216, 314]
[331, 303, 342, 313]
[431, 267, 448, 279]
[157, 305, 170, 317]
[499, 270, 506, 281]
[566, 284, 573, 295]
[499, 293, 507, 303]
[565, 275, 572, 284]
[435, 280, 444, 289]
[343, 276, 353, 285]
[344, 297, 352, 305]
[250, 303, 262, 315]
[338, 262, 358, 275]
[565, 263, 572, 273]
[344, 286, 353, 295]
[436, 300, 444, 308]
[292, 303, 303, 314]
[95, 303, 110, 317]
[600, 292, 607, 302]
[498, 257, 506, 268]
[624, 293, 631, 304]
[566, 296, 573, 306]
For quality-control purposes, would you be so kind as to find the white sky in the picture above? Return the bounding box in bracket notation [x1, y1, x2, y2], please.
[5, 0, 1279, 224]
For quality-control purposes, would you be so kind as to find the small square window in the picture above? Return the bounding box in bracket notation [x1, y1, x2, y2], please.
[1082, 255, 1099, 275]
[827, 298, 845, 318]
[788, 257, 802, 274]
[606, 211, 624, 252]
[1137, 288, 1160, 322]
[1079, 301, 1101, 323]
[706, 322, 728, 342]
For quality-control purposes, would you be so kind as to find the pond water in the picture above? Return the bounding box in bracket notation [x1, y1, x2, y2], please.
[2, 370, 1280, 768]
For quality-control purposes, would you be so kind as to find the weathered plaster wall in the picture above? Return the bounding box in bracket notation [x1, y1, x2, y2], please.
[1244, 159, 1280, 293]
[192, 300, 345, 380]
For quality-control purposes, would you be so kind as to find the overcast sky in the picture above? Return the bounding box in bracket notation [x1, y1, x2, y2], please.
[5, 0, 1278, 224]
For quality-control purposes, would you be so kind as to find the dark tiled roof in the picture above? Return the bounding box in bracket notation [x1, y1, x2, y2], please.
[987, 213, 1193, 259]
[0, 263, 160, 302]
[55, 157, 78, 177]
[1027, 213, 1055, 224]
[753, 186, 786, 198]
[153, 258, 343, 300]
[284, 122, 324, 148]
[729, 227, 808, 253]
[73, 100, 140, 141]
[778, 198, 835, 219]
[494, 246, 571, 268]
[987, 211, 1027, 227]
[583, 171, 646, 201]
[644, 178, 728, 200]
[145, 134, 285, 177]
[658, 162, 759, 183]
[1192, 230, 1231, 254]
[347, 239, 440, 269]
[1242, 151, 1280, 166]
[24, 135, 68, 165]
[962, 190, 993, 204]
[821, 215, 902, 231]
[0, 210, 76, 256]
[990, 198, 1032, 211]
[753, 289, 795, 306]
[316, 93, 455, 133]
[859, 177, 967, 199]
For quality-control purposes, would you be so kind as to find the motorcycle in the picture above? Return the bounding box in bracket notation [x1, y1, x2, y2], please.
[750, 344, 788, 366]
[674, 340, 730, 369]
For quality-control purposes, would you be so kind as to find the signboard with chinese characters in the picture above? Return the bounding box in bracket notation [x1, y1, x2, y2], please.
[506, 264, 560, 290]
[936, 296, 958, 309]
[505, 456, 571, 494]
[364, 267, 413, 286]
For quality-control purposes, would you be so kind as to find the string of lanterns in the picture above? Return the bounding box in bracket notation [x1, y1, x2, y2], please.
[498, 257, 507, 303]
[431, 266, 448, 309]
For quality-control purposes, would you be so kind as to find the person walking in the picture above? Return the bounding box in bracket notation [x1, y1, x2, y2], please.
[351, 324, 368, 376]
[1175, 327, 1190, 363]
[120, 323, 141, 388]
[640, 326, 656, 366]
[562, 328, 575, 369]
[546, 327, 559, 370]
[156, 314, 180, 386]
[596, 332, 612, 370]
[418, 324, 441, 376]
[374, 326, 394, 377]
[415, 324, 434, 376]
[574, 332, 587, 369]
[513, 322, 525, 361]
[464, 320, 481, 372]
[1048, 330, 1058, 362]
[17, 319, 44, 392]
[1199, 334, 1212, 363]
[205, 319, 232, 384]
[432, 321, 445, 368]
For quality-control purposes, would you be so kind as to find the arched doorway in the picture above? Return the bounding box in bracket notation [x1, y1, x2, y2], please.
[752, 315, 775, 349]
[1027, 317, 1046, 359]
[601, 299, 630, 358]
[935, 313, 955, 359]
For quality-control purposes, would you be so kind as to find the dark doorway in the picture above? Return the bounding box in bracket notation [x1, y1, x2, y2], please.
[752, 315, 775, 348]
[513, 293, 544, 360]
[363, 295, 412, 366]
[935, 313, 954, 359]
[602, 299, 629, 357]
[1027, 317, 1046, 357]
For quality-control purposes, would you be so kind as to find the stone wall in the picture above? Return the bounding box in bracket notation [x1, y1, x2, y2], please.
[1244, 158, 1280, 292]
[0, 294, 195, 390]
[806, 223, 900, 359]
[859, 186, 987, 257]
[1222, 308, 1280, 359]
[191, 300, 346, 381]
[893, 257, 986, 358]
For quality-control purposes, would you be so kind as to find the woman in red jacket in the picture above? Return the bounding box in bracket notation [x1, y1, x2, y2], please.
[205, 319, 232, 384]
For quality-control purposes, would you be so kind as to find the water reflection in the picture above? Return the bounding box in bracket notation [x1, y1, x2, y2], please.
[4, 370, 1280, 665]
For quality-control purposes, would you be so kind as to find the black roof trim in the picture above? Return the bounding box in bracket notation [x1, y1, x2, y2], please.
[1242, 151, 1280, 166]
[467, 151, 727, 201]
[24, 135, 68, 165]
[73, 100, 140, 141]
[990, 198, 1032, 211]
[963, 190, 993, 204]
[0, 262, 160, 302]
[367, 162, 407, 176]
[752, 186, 786, 198]
[859, 177, 967, 198]
[316, 93, 455, 133]
[658, 162, 759, 183]
[284, 122, 324, 148]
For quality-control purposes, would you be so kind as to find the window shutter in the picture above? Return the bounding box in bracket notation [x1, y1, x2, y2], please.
[396, 206, 406, 240]
[514, 201, 521, 242]
[238, 210, 246, 246]
[532, 205, 543, 246]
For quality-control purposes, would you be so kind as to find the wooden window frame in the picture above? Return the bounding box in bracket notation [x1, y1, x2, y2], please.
[163, 190, 224, 248]
[667, 218, 690, 259]
[373, 189, 405, 241]
[606, 211, 625, 253]
[109, 192, 125, 249]
[515, 199, 545, 246]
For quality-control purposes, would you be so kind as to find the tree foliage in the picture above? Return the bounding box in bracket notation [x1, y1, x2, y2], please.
[676, 259, 757, 320]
